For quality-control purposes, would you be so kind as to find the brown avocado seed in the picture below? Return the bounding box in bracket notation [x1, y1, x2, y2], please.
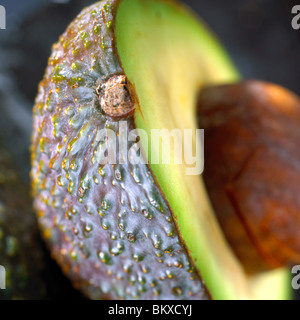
[198, 81, 300, 274]
[97, 75, 135, 117]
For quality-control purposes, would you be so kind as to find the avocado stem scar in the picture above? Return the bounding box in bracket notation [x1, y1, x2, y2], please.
[97, 75, 135, 117]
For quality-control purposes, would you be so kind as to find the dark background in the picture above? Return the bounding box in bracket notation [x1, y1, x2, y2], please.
[0, 0, 299, 298]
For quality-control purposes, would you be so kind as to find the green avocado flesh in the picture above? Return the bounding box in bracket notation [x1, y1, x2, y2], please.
[115, 0, 290, 299]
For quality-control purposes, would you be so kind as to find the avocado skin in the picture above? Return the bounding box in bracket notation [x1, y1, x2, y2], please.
[31, 1, 209, 300]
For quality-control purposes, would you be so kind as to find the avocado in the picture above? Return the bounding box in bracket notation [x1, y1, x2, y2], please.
[31, 0, 290, 300]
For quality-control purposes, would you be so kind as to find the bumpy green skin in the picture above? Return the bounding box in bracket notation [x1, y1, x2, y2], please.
[0, 147, 46, 299]
[31, 0, 209, 300]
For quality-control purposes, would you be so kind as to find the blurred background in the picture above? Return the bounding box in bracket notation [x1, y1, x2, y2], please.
[0, 0, 299, 299]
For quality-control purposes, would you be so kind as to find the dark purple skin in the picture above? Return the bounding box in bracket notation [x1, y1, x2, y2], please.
[31, 0, 209, 300]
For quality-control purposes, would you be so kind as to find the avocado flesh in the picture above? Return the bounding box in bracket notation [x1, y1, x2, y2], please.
[115, 0, 289, 299]
[249, 269, 290, 300]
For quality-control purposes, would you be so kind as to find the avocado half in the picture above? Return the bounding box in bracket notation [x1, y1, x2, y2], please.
[31, 0, 290, 300]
